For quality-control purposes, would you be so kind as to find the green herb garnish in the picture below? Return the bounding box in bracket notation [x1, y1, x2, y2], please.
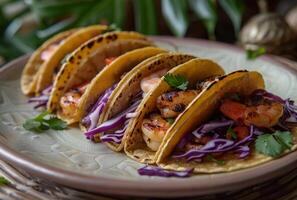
[166, 118, 175, 124]
[227, 127, 237, 140]
[206, 155, 225, 165]
[164, 74, 188, 91]
[23, 111, 67, 133]
[255, 131, 293, 157]
[246, 47, 266, 60]
[0, 176, 10, 186]
[103, 24, 122, 33]
[230, 93, 241, 101]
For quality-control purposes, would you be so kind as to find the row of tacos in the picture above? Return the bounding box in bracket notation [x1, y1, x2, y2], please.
[21, 25, 297, 174]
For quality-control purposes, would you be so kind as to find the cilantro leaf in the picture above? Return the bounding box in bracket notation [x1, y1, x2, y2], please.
[0, 176, 10, 186]
[23, 111, 67, 133]
[206, 155, 225, 165]
[227, 127, 237, 140]
[166, 118, 175, 125]
[274, 131, 293, 149]
[46, 117, 67, 130]
[23, 119, 43, 132]
[255, 131, 293, 157]
[164, 74, 188, 91]
[102, 24, 122, 34]
[246, 47, 266, 60]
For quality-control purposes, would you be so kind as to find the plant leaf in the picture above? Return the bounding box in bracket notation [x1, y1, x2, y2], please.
[166, 118, 175, 125]
[113, 0, 126, 29]
[164, 74, 188, 90]
[27, 0, 96, 23]
[36, 18, 76, 39]
[274, 131, 293, 149]
[161, 0, 189, 37]
[255, 131, 293, 157]
[246, 47, 266, 60]
[4, 22, 35, 53]
[73, 0, 114, 27]
[0, 176, 10, 186]
[133, 0, 157, 35]
[219, 0, 244, 37]
[23, 111, 67, 133]
[227, 127, 237, 140]
[46, 117, 67, 130]
[188, 0, 217, 40]
[206, 155, 225, 165]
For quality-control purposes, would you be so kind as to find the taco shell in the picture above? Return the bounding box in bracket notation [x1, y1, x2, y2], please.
[79, 47, 168, 130]
[124, 58, 225, 163]
[21, 28, 79, 95]
[154, 71, 290, 173]
[99, 53, 197, 151]
[48, 31, 152, 123]
[34, 25, 108, 94]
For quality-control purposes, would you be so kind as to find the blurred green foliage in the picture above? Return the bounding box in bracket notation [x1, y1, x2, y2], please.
[0, 0, 245, 63]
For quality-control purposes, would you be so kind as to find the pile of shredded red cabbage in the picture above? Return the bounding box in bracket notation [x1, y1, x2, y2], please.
[84, 92, 143, 143]
[81, 84, 117, 131]
[28, 85, 52, 109]
[173, 89, 297, 162]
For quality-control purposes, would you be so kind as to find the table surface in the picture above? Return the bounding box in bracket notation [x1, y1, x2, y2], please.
[0, 56, 297, 200]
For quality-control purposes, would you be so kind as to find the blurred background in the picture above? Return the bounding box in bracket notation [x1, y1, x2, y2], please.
[0, 0, 297, 65]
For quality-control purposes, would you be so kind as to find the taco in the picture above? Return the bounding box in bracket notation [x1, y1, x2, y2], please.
[154, 70, 297, 173]
[48, 32, 153, 124]
[79, 47, 167, 131]
[21, 25, 108, 95]
[122, 58, 225, 163]
[84, 56, 224, 155]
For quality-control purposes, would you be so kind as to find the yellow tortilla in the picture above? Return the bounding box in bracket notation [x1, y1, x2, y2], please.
[123, 58, 225, 163]
[154, 71, 289, 173]
[79, 47, 168, 131]
[48, 31, 152, 123]
[100, 53, 197, 151]
[21, 28, 79, 95]
[157, 128, 297, 173]
[34, 25, 108, 94]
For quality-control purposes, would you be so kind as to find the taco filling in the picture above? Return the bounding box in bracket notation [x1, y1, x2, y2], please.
[142, 75, 218, 151]
[84, 69, 168, 142]
[28, 56, 117, 110]
[40, 43, 60, 61]
[172, 89, 297, 163]
[58, 57, 117, 118]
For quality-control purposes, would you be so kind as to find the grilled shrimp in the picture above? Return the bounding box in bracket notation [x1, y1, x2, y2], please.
[41, 44, 60, 61]
[196, 76, 218, 90]
[142, 113, 171, 151]
[104, 57, 117, 65]
[60, 90, 82, 118]
[140, 69, 168, 94]
[156, 90, 199, 118]
[220, 99, 284, 128]
[59, 83, 88, 118]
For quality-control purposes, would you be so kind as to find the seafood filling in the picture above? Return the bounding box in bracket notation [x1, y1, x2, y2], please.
[141, 76, 217, 151]
[173, 89, 297, 163]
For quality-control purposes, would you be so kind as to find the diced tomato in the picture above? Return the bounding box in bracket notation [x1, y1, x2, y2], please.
[233, 126, 249, 141]
[104, 57, 117, 65]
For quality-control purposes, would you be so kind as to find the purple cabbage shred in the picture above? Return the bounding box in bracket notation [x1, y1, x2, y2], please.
[138, 165, 193, 177]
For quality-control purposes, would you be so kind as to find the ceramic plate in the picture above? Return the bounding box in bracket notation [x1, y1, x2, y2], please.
[1, 37, 297, 197]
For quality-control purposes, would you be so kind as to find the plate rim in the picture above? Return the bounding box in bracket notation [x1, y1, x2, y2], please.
[1, 36, 297, 197]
